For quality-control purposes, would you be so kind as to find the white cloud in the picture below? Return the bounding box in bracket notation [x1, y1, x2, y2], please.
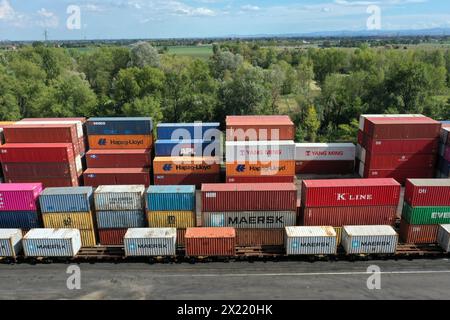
[241, 5, 260, 11]
[37, 8, 59, 28]
[334, 0, 379, 6]
[0, 0, 15, 20]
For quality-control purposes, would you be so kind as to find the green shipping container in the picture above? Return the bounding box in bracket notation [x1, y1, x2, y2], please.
[402, 203, 450, 225]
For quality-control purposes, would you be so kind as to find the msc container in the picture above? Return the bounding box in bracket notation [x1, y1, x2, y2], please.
[2, 163, 77, 179]
[94, 185, 145, 211]
[363, 117, 441, 139]
[98, 228, 127, 245]
[438, 225, 450, 252]
[202, 211, 296, 229]
[0, 183, 42, 211]
[0, 229, 23, 258]
[157, 123, 221, 140]
[285, 226, 337, 255]
[147, 211, 196, 228]
[96, 211, 146, 229]
[42, 212, 95, 230]
[87, 117, 153, 135]
[226, 176, 294, 184]
[235, 229, 284, 246]
[226, 141, 295, 162]
[360, 152, 436, 170]
[202, 183, 297, 212]
[226, 161, 296, 177]
[4, 176, 79, 188]
[301, 179, 401, 208]
[0, 211, 40, 229]
[226, 115, 295, 141]
[23, 229, 81, 257]
[154, 173, 220, 189]
[185, 227, 236, 257]
[88, 135, 153, 150]
[124, 228, 177, 257]
[153, 157, 220, 175]
[84, 168, 151, 187]
[295, 143, 355, 161]
[341, 225, 398, 254]
[361, 138, 438, 155]
[295, 160, 355, 175]
[399, 219, 439, 244]
[0, 143, 74, 163]
[146, 185, 196, 211]
[39, 187, 93, 213]
[155, 140, 220, 157]
[86, 149, 152, 168]
[405, 179, 450, 207]
[402, 203, 450, 225]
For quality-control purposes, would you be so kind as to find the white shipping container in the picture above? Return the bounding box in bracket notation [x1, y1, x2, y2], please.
[358, 161, 365, 178]
[94, 185, 145, 211]
[295, 143, 355, 161]
[359, 147, 367, 163]
[203, 211, 297, 229]
[226, 141, 295, 162]
[356, 144, 363, 161]
[359, 114, 425, 131]
[0, 229, 23, 258]
[438, 225, 450, 252]
[124, 228, 177, 256]
[285, 226, 337, 255]
[342, 225, 398, 254]
[23, 229, 81, 257]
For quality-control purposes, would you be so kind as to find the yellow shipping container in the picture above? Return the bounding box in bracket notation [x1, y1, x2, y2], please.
[79, 229, 97, 247]
[42, 212, 95, 230]
[147, 211, 196, 228]
[334, 227, 342, 246]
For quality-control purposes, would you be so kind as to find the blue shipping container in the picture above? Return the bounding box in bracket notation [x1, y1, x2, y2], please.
[96, 211, 146, 229]
[155, 139, 221, 157]
[0, 211, 41, 229]
[157, 123, 221, 140]
[39, 187, 93, 213]
[146, 185, 196, 211]
[87, 117, 153, 135]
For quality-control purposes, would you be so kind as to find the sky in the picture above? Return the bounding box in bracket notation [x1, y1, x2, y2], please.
[0, 0, 450, 40]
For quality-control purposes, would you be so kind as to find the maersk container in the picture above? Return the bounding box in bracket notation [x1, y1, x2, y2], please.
[0, 229, 23, 258]
[0, 211, 40, 229]
[94, 185, 145, 211]
[438, 225, 450, 252]
[155, 139, 220, 157]
[226, 141, 295, 162]
[341, 225, 398, 254]
[402, 203, 450, 225]
[202, 211, 296, 229]
[0, 183, 42, 211]
[405, 179, 450, 207]
[124, 228, 177, 257]
[39, 187, 93, 213]
[23, 229, 82, 257]
[96, 210, 146, 229]
[87, 117, 153, 135]
[157, 123, 221, 141]
[285, 226, 337, 255]
[146, 185, 196, 211]
[294, 143, 355, 161]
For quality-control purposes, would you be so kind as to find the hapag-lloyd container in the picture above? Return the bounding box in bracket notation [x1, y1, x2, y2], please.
[98, 228, 127, 245]
[83, 168, 151, 187]
[294, 143, 355, 161]
[147, 211, 196, 228]
[0, 143, 74, 162]
[226, 141, 295, 162]
[226, 176, 294, 184]
[402, 203, 450, 225]
[23, 229, 82, 257]
[87, 117, 153, 135]
[405, 179, 450, 207]
[225, 161, 296, 177]
[235, 229, 284, 246]
[202, 183, 297, 212]
[94, 185, 145, 211]
[363, 117, 441, 139]
[399, 220, 439, 244]
[86, 149, 152, 168]
[359, 114, 425, 131]
[295, 160, 355, 175]
[0, 183, 42, 211]
[0, 229, 23, 257]
[341, 225, 398, 254]
[438, 225, 450, 252]
[360, 152, 436, 170]
[285, 226, 337, 255]
[88, 135, 153, 149]
[155, 140, 220, 157]
[146, 185, 196, 211]
[96, 211, 146, 229]
[157, 123, 221, 140]
[185, 227, 236, 257]
[153, 157, 220, 175]
[202, 211, 296, 229]
[226, 115, 295, 141]
[0, 211, 40, 229]
[39, 187, 93, 213]
[124, 228, 177, 257]
[154, 173, 220, 189]
[361, 137, 439, 155]
[301, 179, 401, 208]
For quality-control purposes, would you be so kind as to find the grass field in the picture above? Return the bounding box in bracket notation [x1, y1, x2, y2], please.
[165, 45, 213, 59]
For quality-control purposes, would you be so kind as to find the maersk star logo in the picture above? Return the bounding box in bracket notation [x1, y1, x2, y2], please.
[90, 154, 97, 159]
[163, 164, 173, 172]
[236, 164, 246, 173]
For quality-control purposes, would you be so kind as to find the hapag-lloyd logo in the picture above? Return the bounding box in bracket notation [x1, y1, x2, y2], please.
[98, 138, 145, 146]
[336, 193, 374, 201]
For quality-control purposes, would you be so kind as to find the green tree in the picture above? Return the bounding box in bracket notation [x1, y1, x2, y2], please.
[303, 105, 321, 142]
[129, 42, 160, 68]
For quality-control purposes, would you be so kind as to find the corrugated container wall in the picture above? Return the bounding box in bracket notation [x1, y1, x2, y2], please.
[124, 228, 177, 257]
[86, 149, 152, 168]
[83, 168, 151, 187]
[157, 123, 221, 140]
[0, 229, 23, 258]
[87, 117, 153, 135]
[438, 225, 450, 252]
[402, 203, 450, 225]
[155, 140, 220, 157]
[153, 157, 220, 175]
[0, 211, 41, 229]
[146, 185, 196, 211]
[0, 183, 42, 211]
[39, 187, 93, 213]
[226, 115, 295, 141]
[285, 226, 337, 255]
[185, 227, 236, 257]
[202, 211, 296, 229]
[147, 211, 196, 228]
[405, 179, 450, 207]
[226, 141, 295, 162]
[235, 229, 284, 246]
[96, 211, 146, 229]
[94, 185, 145, 211]
[295, 143, 355, 161]
[23, 229, 82, 257]
[98, 228, 127, 245]
[399, 220, 439, 244]
[341, 225, 398, 254]
[88, 135, 153, 150]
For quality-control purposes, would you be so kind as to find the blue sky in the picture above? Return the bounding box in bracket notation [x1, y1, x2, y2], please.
[0, 0, 449, 40]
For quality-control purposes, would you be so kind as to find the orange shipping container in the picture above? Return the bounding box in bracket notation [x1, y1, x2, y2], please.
[235, 229, 284, 246]
[88, 135, 153, 149]
[185, 227, 236, 257]
[226, 161, 295, 177]
[153, 157, 221, 175]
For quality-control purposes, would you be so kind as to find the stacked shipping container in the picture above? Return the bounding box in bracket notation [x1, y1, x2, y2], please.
[295, 143, 355, 174]
[437, 123, 450, 178]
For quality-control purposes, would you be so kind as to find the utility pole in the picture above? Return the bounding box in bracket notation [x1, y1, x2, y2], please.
[44, 29, 48, 42]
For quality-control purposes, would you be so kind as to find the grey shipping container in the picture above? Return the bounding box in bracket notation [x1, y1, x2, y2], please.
[342, 225, 398, 254]
[94, 185, 145, 211]
[438, 225, 450, 252]
[39, 187, 93, 213]
[202, 211, 296, 229]
[124, 228, 177, 256]
[23, 229, 82, 257]
[96, 211, 146, 229]
[285, 226, 337, 255]
[0, 229, 23, 258]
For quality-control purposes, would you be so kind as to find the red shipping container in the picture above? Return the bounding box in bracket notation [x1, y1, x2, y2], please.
[301, 179, 401, 208]
[2, 162, 77, 178]
[295, 160, 355, 174]
[235, 229, 284, 246]
[98, 228, 127, 245]
[154, 173, 220, 189]
[362, 152, 436, 170]
[83, 168, 150, 187]
[363, 117, 441, 139]
[0, 143, 74, 163]
[357, 130, 364, 146]
[202, 183, 297, 212]
[226, 115, 294, 141]
[362, 138, 439, 155]
[404, 179, 450, 207]
[177, 229, 186, 247]
[5, 176, 78, 188]
[362, 167, 435, 185]
[86, 149, 152, 168]
[226, 176, 294, 184]
[301, 206, 397, 227]
[399, 220, 439, 244]
[185, 227, 236, 256]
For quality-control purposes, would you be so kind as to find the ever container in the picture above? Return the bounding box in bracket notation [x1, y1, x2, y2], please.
[157, 123, 221, 140]
[83, 168, 151, 187]
[146, 185, 196, 211]
[94, 185, 145, 211]
[96, 211, 146, 229]
[86, 149, 152, 168]
[185, 227, 236, 257]
[402, 203, 450, 225]
[23, 229, 82, 257]
[86, 117, 153, 135]
[405, 179, 450, 207]
[0, 229, 23, 258]
[284, 226, 337, 255]
[39, 187, 93, 213]
[0, 211, 41, 229]
[0, 183, 42, 211]
[438, 225, 450, 252]
[226, 115, 295, 141]
[399, 219, 439, 244]
[341, 225, 398, 254]
[202, 211, 296, 229]
[124, 228, 177, 257]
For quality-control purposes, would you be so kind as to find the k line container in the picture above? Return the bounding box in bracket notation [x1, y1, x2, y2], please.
[96, 211, 146, 229]
[0, 211, 40, 229]
[202, 183, 297, 212]
[225, 161, 296, 177]
[399, 219, 439, 244]
[405, 179, 450, 207]
[185, 227, 236, 257]
[0, 183, 42, 211]
[361, 137, 439, 155]
[84, 168, 150, 187]
[226, 176, 294, 184]
[124, 228, 177, 257]
[98, 228, 127, 245]
[301, 179, 401, 208]
[0, 229, 23, 257]
[94, 185, 145, 211]
[86, 149, 152, 168]
[226, 141, 295, 162]
[23, 229, 82, 257]
[87, 117, 153, 135]
[42, 212, 95, 229]
[147, 211, 196, 228]
[154, 173, 220, 189]
[88, 135, 153, 149]
[295, 160, 355, 175]
[341, 225, 398, 254]
[39, 187, 93, 213]
[295, 143, 355, 161]
[155, 140, 220, 157]
[402, 203, 450, 225]
[285, 226, 337, 255]
[0, 143, 74, 163]
[226, 115, 295, 141]
[146, 185, 196, 211]
[202, 211, 296, 229]
[153, 157, 220, 175]
[157, 123, 221, 140]
[438, 225, 450, 252]
[363, 117, 441, 139]
[235, 229, 284, 246]
[2, 163, 77, 179]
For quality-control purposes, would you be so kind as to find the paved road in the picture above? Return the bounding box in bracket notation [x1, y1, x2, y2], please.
[0, 259, 449, 300]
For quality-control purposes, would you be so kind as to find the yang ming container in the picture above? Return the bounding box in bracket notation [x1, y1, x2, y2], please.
[402, 203, 450, 225]
[438, 225, 450, 252]
[94, 185, 145, 211]
[226, 141, 295, 162]
[285, 226, 337, 255]
[157, 123, 221, 140]
[0, 229, 23, 257]
[86, 149, 152, 168]
[399, 220, 439, 244]
[39, 187, 93, 213]
[295, 143, 355, 161]
[84, 168, 150, 187]
[146, 185, 196, 211]
[96, 211, 146, 229]
[0, 211, 41, 229]
[405, 179, 450, 207]
[342, 225, 398, 254]
[202, 211, 296, 229]
[0, 183, 42, 211]
[87, 117, 153, 135]
[226, 115, 295, 141]
[185, 227, 236, 257]
[23, 229, 81, 257]
[147, 211, 196, 228]
[155, 140, 220, 157]
[124, 228, 177, 257]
